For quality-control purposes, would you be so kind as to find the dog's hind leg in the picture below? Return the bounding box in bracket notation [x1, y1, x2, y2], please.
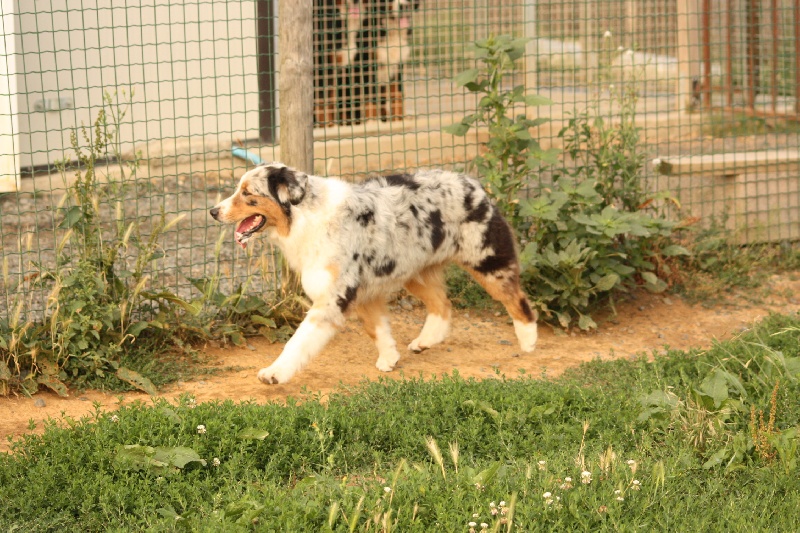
[257, 305, 342, 384]
[466, 267, 538, 353]
[356, 299, 401, 372]
[403, 265, 452, 353]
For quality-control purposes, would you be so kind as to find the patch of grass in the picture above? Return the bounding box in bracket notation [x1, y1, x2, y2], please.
[702, 113, 800, 138]
[2, 313, 799, 530]
[674, 219, 800, 305]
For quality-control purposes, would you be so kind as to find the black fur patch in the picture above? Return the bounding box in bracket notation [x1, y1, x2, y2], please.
[384, 173, 420, 190]
[474, 210, 516, 274]
[465, 199, 490, 223]
[428, 209, 445, 251]
[357, 210, 375, 226]
[374, 259, 396, 277]
[336, 285, 359, 312]
[520, 298, 534, 321]
[409, 204, 419, 218]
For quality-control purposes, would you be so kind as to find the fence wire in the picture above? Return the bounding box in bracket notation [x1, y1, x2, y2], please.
[1, 0, 799, 320]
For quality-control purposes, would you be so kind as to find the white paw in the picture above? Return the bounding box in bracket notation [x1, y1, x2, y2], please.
[257, 364, 295, 384]
[514, 320, 538, 353]
[375, 351, 400, 372]
[408, 315, 449, 353]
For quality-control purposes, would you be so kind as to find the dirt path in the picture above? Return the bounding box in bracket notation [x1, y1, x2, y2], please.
[3, 274, 799, 453]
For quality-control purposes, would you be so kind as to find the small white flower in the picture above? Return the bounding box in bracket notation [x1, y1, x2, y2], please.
[110, 415, 119, 423]
[604, 30, 612, 39]
[564, 477, 572, 483]
[187, 398, 197, 409]
[384, 486, 392, 493]
[581, 471, 592, 484]
[538, 460, 547, 470]
[472, 513, 479, 518]
[616, 496, 625, 501]
[631, 479, 641, 490]
[468, 522, 477, 528]
[212, 457, 221, 467]
[543, 492, 552, 499]
[499, 501, 506, 507]
[490, 501, 496, 508]
[614, 489, 622, 495]
[481, 523, 489, 530]
[197, 424, 207, 434]
[627, 459, 636, 465]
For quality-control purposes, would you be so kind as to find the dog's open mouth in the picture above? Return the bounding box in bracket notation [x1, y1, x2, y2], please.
[234, 215, 266, 249]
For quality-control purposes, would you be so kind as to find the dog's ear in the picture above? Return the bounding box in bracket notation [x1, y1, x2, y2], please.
[271, 166, 307, 206]
[263, 164, 308, 209]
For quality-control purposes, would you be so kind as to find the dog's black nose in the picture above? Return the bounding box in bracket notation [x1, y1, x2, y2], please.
[209, 207, 220, 220]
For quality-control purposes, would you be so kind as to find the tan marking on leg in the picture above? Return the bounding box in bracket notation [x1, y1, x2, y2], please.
[466, 267, 537, 323]
[403, 265, 452, 320]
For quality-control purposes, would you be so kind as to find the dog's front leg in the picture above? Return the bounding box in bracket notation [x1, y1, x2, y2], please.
[257, 307, 340, 384]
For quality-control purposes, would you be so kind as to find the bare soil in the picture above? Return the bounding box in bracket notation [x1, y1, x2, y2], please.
[2, 274, 799, 453]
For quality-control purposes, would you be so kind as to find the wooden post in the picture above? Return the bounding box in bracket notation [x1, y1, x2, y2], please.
[0, 0, 19, 192]
[278, 0, 313, 173]
[676, 0, 703, 112]
[524, 0, 538, 95]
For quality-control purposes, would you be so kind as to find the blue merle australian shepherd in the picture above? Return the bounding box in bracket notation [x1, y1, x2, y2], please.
[210, 163, 538, 384]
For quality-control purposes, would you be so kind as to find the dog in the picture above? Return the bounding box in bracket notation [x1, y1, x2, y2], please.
[375, 0, 419, 120]
[209, 163, 538, 384]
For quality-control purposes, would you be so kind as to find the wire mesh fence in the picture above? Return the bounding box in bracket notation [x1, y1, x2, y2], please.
[1, 0, 799, 320]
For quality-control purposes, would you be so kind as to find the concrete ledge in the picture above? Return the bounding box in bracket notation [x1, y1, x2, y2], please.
[655, 149, 800, 177]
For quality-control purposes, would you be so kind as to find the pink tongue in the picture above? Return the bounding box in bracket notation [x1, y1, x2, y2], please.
[399, 16, 410, 29]
[235, 215, 261, 249]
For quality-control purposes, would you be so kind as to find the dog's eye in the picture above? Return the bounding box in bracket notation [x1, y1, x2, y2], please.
[241, 190, 251, 197]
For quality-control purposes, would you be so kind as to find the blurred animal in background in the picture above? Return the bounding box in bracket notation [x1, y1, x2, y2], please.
[313, 0, 420, 126]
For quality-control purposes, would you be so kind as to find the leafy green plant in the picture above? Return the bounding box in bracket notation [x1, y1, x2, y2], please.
[0, 92, 300, 396]
[446, 35, 688, 329]
[445, 34, 558, 229]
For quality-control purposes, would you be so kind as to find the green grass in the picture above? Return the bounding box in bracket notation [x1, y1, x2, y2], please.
[2, 314, 800, 531]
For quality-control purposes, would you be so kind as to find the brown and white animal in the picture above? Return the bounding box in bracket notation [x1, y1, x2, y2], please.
[209, 163, 538, 384]
[375, 0, 418, 120]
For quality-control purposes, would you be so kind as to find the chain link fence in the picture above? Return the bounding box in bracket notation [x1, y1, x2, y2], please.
[1, 0, 799, 319]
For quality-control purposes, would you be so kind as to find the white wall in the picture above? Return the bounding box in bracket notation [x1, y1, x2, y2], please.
[0, 0, 19, 191]
[14, 0, 261, 169]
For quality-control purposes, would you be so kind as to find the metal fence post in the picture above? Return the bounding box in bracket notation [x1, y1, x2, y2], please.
[278, 0, 313, 173]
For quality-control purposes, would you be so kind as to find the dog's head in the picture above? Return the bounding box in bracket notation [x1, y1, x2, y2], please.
[209, 162, 308, 247]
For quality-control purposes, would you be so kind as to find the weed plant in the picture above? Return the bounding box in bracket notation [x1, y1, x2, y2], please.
[0, 93, 301, 396]
[447, 36, 687, 329]
[1, 313, 799, 530]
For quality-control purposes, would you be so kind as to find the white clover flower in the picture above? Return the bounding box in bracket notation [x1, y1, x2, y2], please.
[543, 492, 552, 499]
[384, 486, 392, 493]
[564, 477, 572, 483]
[581, 471, 592, 484]
[627, 459, 636, 465]
[538, 460, 547, 470]
[616, 496, 625, 501]
[491, 507, 499, 516]
[481, 523, 489, 530]
[499, 501, 506, 507]
[472, 513, 480, 518]
[490, 501, 496, 508]
[469, 522, 477, 528]
[110, 414, 119, 423]
[604, 30, 612, 39]
[631, 479, 641, 490]
[212, 457, 220, 467]
[187, 398, 197, 409]
[614, 489, 622, 495]
[197, 424, 207, 434]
